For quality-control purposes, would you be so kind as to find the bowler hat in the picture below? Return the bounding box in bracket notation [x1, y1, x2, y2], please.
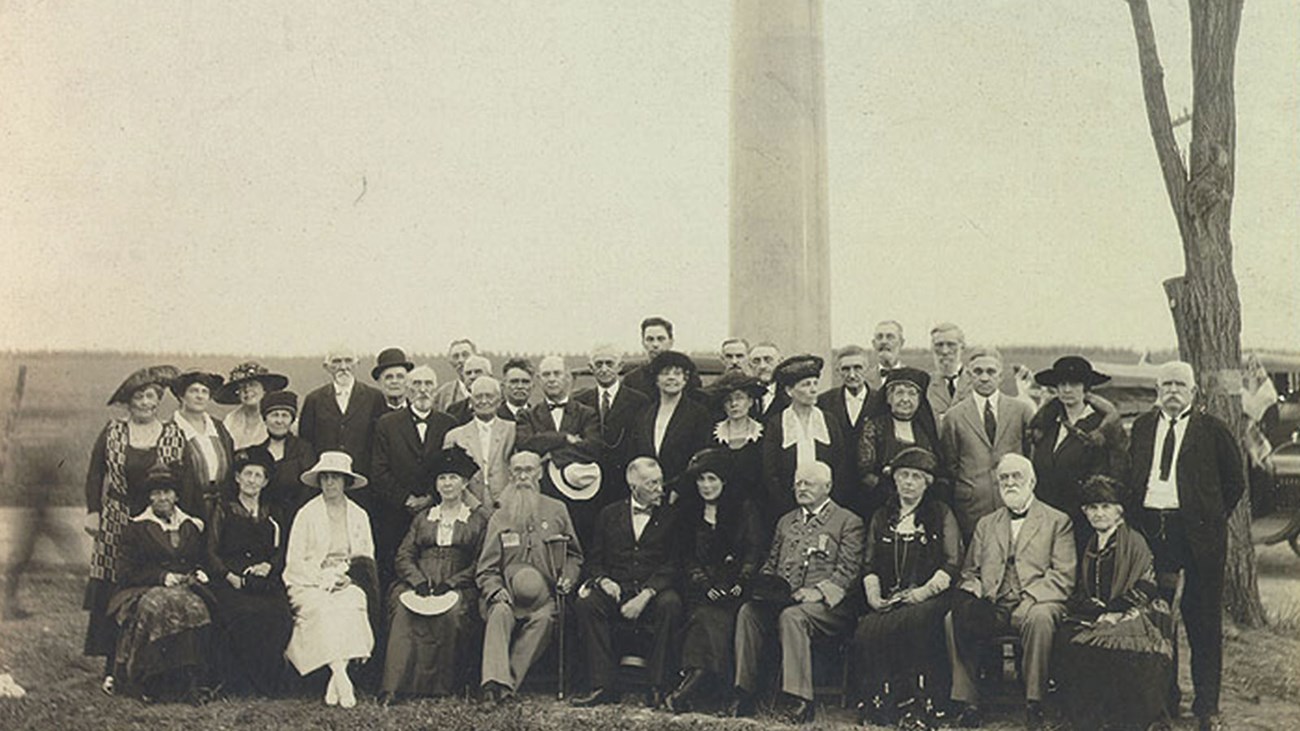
[215, 361, 289, 405]
[371, 347, 415, 381]
[107, 365, 180, 406]
[773, 355, 824, 387]
[887, 446, 938, 476]
[1079, 475, 1124, 506]
[169, 369, 225, 400]
[1034, 356, 1110, 388]
[506, 564, 551, 613]
[883, 367, 932, 395]
[300, 451, 369, 489]
[645, 350, 698, 382]
[260, 390, 299, 418]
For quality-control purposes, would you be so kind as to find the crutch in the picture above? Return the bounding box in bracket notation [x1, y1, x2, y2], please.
[544, 535, 571, 699]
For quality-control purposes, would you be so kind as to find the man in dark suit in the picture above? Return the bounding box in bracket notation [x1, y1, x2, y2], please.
[570, 456, 683, 707]
[574, 345, 650, 504]
[749, 341, 787, 423]
[370, 365, 457, 587]
[1127, 361, 1244, 731]
[515, 355, 600, 445]
[628, 351, 712, 499]
[818, 345, 873, 492]
[432, 338, 477, 412]
[498, 357, 535, 422]
[621, 316, 704, 398]
[297, 347, 387, 478]
[372, 346, 414, 412]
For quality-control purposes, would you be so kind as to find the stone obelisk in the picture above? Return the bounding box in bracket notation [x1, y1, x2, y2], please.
[729, 0, 830, 358]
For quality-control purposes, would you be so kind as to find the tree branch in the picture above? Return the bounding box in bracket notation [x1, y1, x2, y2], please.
[1126, 0, 1192, 243]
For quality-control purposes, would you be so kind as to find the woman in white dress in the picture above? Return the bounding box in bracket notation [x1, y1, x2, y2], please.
[283, 451, 375, 708]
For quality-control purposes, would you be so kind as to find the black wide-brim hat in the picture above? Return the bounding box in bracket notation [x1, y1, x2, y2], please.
[645, 350, 698, 382]
[706, 370, 766, 405]
[1079, 475, 1124, 506]
[773, 354, 824, 388]
[684, 446, 735, 485]
[371, 347, 415, 381]
[233, 445, 277, 479]
[883, 366, 932, 395]
[427, 444, 480, 482]
[1034, 356, 1110, 388]
[107, 365, 180, 406]
[170, 370, 225, 400]
[745, 573, 794, 606]
[215, 361, 289, 404]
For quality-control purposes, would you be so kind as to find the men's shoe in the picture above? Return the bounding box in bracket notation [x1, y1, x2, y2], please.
[954, 703, 983, 728]
[728, 689, 756, 718]
[897, 710, 934, 731]
[1025, 701, 1046, 731]
[783, 694, 815, 724]
[665, 668, 706, 714]
[1198, 713, 1228, 731]
[482, 681, 514, 704]
[570, 687, 619, 707]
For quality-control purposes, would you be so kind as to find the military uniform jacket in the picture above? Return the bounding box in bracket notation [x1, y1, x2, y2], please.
[763, 500, 864, 609]
[476, 494, 584, 603]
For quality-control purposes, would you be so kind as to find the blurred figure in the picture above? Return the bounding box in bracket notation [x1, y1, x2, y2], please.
[215, 362, 289, 450]
[82, 365, 186, 694]
[4, 443, 86, 621]
[433, 339, 478, 413]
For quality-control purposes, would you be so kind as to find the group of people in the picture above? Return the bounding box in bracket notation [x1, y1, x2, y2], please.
[80, 317, 1244, 731]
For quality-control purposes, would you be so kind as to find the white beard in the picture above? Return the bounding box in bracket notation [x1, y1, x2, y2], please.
[499, 483, 541, 526]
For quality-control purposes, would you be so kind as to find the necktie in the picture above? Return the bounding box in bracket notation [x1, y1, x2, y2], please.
[1158, 415, 1180, 481]
[600, 390, 611, 426]
[946, 375, 957, 398]
[983, 399, 997, 444]
[549, 403, 565, 430]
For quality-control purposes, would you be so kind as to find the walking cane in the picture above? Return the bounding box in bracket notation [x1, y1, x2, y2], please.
[544, 535, 571, 700]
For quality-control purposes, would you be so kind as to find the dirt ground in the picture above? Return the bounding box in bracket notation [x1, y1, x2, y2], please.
[1, 520, 1297, 730]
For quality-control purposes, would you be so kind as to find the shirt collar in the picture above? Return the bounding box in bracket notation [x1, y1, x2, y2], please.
[976, 390, 1001, 411]
[845, 386, 866, 403]
[174, 412, 217, 439]
[428, 501, 471, 524]
[411, 406, 432, 420]
[630, 497, 652, 514]
[601, 381, 621, 400]
[132, 505, 203, 532]
[476, 416, 497, 429]
[803, 498, 832, 520]
[1164, 407, 1192, 424]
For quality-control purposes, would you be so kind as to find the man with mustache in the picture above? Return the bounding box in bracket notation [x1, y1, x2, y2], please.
[298, 346, 387, 478]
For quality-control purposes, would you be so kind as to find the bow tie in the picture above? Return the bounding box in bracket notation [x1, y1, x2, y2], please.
[632, 505, 654, 516]
[1009, 510, 1029, 521]
[548, 402, 568, 410]
[412, 413, 430, 425]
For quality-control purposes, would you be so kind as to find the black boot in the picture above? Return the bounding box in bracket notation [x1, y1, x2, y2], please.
[665, 668, 708, 713]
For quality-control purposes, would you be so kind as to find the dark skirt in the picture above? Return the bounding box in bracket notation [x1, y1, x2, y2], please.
[851, 593, 951, 700]
[680, 601, 741, 678]
[381, 585, 480, 696]
[112, 585, 212, 696]
[209, 582, 294, 695]
[1056, 615, 1173, 729]
[83, 578, 117, 657]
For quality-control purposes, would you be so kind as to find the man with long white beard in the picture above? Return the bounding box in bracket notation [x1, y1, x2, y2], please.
[476, 446, 583, 702]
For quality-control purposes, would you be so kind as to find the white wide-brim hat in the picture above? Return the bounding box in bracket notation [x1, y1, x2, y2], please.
[548, 461, 602, 502]
[399, 589, 459, 616]
[300, 450, 369, 489]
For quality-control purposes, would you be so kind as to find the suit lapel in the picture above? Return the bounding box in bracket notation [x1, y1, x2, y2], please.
[962, 399, 992, 448]
[995, 397, 1016, 448]
[1015, 505, 1043, 558]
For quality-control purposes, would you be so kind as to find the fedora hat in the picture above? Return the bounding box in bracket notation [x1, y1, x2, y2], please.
[107, 365, 180, 406]
[1034, 356, 1110, 388]
[215, 361, 289, 405]
[371, 347, 415, 381]
[506, 564, 551, 613]
[398, 587, 460, 617]
[546, 443, 603, 502]
[300, 451, 369, 489]
[169, 369, 225, 400]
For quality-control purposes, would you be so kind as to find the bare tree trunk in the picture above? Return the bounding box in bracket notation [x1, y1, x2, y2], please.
[1126, 0, 1265, 626]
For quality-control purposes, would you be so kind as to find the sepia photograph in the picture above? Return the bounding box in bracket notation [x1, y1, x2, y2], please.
[1, 2, 1297, 729]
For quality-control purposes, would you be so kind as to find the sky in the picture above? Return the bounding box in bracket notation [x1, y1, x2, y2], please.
[1, 1, 1296, 358]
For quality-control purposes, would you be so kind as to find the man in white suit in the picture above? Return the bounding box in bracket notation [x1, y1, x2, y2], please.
[940, 347, 1036, 541]
[443, 376, 516, 512]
